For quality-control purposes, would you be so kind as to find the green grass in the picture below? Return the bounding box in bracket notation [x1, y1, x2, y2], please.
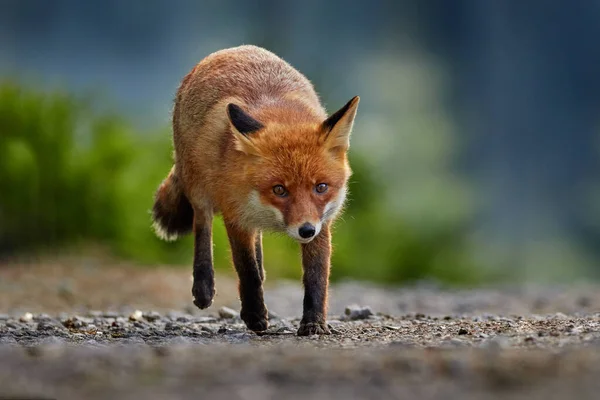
[0, 82, 478, 285]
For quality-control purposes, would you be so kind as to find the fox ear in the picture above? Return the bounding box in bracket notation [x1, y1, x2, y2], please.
[226, 103, 264, 156]
[321, 96, 360, 152]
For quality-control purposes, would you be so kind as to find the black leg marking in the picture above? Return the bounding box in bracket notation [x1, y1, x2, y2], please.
[191, 214, 215, 309]
[255, 232, 265, 282]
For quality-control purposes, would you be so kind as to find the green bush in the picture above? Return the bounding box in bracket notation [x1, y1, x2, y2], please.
[0, 82, 478, 285]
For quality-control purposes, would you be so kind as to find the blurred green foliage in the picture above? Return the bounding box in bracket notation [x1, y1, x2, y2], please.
[0, 82, 479, 284]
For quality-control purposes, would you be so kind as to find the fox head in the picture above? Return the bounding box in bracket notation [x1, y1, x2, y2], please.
[226, 96, 359, 243]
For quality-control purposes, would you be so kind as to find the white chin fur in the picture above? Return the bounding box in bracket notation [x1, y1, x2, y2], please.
[286, 221, 322, 243]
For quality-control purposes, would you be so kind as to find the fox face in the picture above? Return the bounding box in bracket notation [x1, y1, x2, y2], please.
[227, 96, 359, 243]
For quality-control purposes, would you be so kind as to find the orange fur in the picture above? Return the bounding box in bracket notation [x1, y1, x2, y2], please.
[152, 45, 359, 335]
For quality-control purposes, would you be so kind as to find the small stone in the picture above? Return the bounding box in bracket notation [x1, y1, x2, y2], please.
[218, 306, 239, 319]
[164, 322, 180, 331]
[62, 318, 84, 329]
[19, 312, 33, 323]
[458, 328, 469, 335]
[129, 310, 143, 321]
[524, 336, 535, 343]
[144, 311, 161, 322]
[34, 313, 52, 321]
[0, 313, 10, 320]
[192, 316, 216, 324]
[200, 326, 215, 334]
[343, 305, 373, 320]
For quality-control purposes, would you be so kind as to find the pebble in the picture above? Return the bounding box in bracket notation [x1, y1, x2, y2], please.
[144, 311, 161, 322]
[343, 305, 373, 320]
[34, 313, 52, 321]
[194, 316, 217, 323]
[218, 306, 239, 319]
[62, 317, 84, 329]
[129, 310, 143, 321]
[19, 312, 33, 323]
[164, 322, 180, 331]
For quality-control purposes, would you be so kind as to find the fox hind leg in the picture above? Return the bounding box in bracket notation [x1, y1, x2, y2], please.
[191, 210, 215, 309]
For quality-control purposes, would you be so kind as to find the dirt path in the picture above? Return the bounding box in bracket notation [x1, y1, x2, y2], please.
[1, 261, 600, 399]
[0, 310, 599, 400]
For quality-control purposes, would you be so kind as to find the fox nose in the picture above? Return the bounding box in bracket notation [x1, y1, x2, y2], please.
[298, 223, 316, 239]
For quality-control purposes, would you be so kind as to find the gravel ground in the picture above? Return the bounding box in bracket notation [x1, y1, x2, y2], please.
[1, 262, 600, 399]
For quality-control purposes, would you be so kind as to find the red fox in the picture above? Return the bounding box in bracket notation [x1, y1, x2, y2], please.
[152, 45, 359, 335]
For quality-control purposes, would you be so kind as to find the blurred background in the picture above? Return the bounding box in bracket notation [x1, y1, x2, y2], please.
[2, 0, 600, 292]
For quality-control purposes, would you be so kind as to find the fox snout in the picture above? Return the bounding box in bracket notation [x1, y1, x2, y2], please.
[287, 221, 322, 243]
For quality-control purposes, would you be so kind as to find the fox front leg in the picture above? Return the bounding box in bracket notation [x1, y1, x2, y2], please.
[298, 224, 331, 336]
[191, 211, 215, 309]
[225, 222, 269, 332]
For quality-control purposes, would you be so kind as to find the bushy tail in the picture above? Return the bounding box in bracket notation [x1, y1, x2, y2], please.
[152, 166, 194, 241]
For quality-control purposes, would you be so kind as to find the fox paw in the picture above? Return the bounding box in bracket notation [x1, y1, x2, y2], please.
[192, 279, 215, 309]
[241, 310, 269, 333]
[297, 321, 330, 336]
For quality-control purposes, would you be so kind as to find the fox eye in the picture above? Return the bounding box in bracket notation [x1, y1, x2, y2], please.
[315, 183, 328, 194]
[272, 185, 288, 197]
